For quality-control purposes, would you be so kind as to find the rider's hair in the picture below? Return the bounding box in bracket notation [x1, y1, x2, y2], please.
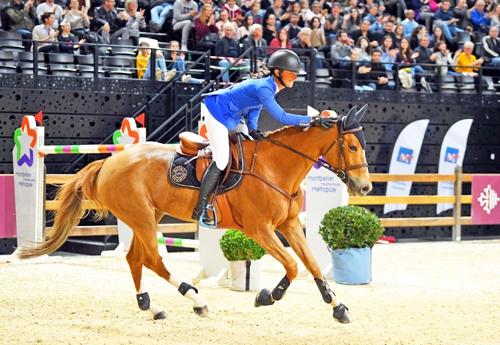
[250, 65, 271, 79]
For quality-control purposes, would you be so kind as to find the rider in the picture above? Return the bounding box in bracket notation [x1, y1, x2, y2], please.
[193, 49, 336, 226]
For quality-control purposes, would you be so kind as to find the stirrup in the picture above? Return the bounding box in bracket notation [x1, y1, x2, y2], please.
[199, 204, 217, 228]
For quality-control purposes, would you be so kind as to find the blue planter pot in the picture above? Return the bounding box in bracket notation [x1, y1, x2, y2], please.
[332, 247, 372, 285]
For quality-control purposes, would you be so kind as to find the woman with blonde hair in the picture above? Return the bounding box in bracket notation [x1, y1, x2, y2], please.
[195, 3, 219, 53]
[124, 0, 146, 46]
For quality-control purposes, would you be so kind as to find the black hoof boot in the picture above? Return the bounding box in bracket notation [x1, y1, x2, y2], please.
[136, 292, 150, 311]
[154, 311, 168, 320]
[333, 303, 353, 324]
[193, 305, 209, 317]
[254, 288, 275, 307]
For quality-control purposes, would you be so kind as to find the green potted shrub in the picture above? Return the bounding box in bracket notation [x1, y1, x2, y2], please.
[318, 205, 384, 284]
[219, 229, 266, 291]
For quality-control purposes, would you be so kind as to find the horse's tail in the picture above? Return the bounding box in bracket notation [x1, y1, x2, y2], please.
[17, 159, 109, 260]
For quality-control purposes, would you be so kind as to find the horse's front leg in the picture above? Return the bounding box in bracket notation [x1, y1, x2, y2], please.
[278, 218, 353, 324]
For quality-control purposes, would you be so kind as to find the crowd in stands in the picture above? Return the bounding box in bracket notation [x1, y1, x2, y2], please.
[1, 0, 500, 90]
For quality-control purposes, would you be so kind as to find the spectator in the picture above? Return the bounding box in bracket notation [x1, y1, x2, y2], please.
[195, 3, 218, 53]
[341, 7, 361, 35]
[364, 5, 380, 25]
[269, 27, 292, 54]
[396, 37, 426, 87]
[217, 10, 240, 40]
[452, 0, 473, 32]
[343, 0, 359, 15]
[215, 22, 241, 82]
[148, 0, 173, 33]
[292, 2, 305, 27]
[490, 3, 500, 28]
[330, 29, 353, 66]
[369, 13, 391, 35]
[351, 19, 379, 47]
[429, 25, 447, 49]
[373, 20, 396, 46]
[324, 2, 343, 37]
[91, 0, 130, 46]
[4, 0, 36, 49]
[245, 1, 264, 25]
[412, 0, 434, 32]
[57, 20, 85, 54]
[455, 41, 484, 74]
[380, 35, 397, 70]
[65, 0, 91, 40]
[243, 23, 268, 59]
[172, 0, 198, 51]
[340, 48, 374, 90]
[482, 26, 500, 67]
[394, 23, 405, 47]
[265, 0, 289, 30]
[136, 41, 172, 80]
[36, 0, 65, 30]
[410, 24, 426, 49]
[355, 36, 373, 60]
[284, 11, 302, 41]
[432, 40, 461, 77]
[124, 0, 146, 46]
[401, 9, 418, 39]
[263, 14, 278, 44]
[299, 0, 313, 23]
[434, 0, 465, 43]
[309, 16, 326, 49]
[223, 0, 244, 27]
[304, 1, 327, 28]
[168, 40, 204, 83]
[291, 27, 324, 68]
[32, 12, 60, 61]
[363, 49, 395, 90]
[470, 0, 492, 33]
[238, 14, 254, 42]
[198, 0, 218, 16]
[414, 34, 437, 70]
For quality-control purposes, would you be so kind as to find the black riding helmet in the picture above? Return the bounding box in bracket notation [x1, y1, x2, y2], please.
[267, 49, 307, 88]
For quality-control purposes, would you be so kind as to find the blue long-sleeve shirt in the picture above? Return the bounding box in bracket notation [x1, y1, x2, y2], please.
[434, 8, 455, 23]
[470, 9, 491, 30]
[203, 76, 311, 131]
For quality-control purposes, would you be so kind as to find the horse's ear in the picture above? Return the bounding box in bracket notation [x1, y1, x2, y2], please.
[344, 106, 358, 128]
[355, 104, 368, 122]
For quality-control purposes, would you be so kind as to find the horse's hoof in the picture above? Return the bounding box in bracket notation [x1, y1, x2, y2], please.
[254, 288, 275, 307]
[153, 311, 168, 320]
[333, 303, 353, 324]
[193, 305, 209, 317]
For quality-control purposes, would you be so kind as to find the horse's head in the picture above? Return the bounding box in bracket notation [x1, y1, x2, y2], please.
[321, 105, 372, 197]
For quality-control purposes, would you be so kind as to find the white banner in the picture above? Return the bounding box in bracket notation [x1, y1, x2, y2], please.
[436, 119, 473, 214]
[384, 119, 429, 214]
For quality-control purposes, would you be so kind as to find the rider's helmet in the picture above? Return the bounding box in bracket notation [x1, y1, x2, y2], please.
[267, 49, 307, 76]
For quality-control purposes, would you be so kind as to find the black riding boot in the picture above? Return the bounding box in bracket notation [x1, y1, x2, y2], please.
[191, 162, 223, 226]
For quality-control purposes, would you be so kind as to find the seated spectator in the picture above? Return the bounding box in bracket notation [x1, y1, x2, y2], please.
[238, 14, 254, 42]
[292, 2, 305, 28]
[269, 27, 292, 54]
[434, 0, 465, 44]
[195, 4, 219, 53]
[369, 13, 391, 35]
[198, 0, 218, 16]
[32, 12, 60, 62]
[284, 12, 302, 41]
[91, 0, 130, 46]
[394, 23, 405, 47]
[299, 0, 313, 24]
[65, 0, 91, 40]
[291, 27, 323, 68]
[37, 0, 65, 30]
[172, 0, 198, 51]
[168, 40, 204, 83]
[355, 36, 373, 60]
[124, 0, 146, 46]
[362, 49, 395, 90]
[432, 40, 461, 76]
[324, 2, 343, 38]
[401, 10, 419, 39]
[304, 1, 327, 28]
[243, 24, 268, 59]
[341, 7, 361, 35]
[330, 29, 353, 66]
[364, 5, 381, 25]
[4, 0, 36, 50]
[396, 37, 426, 88]
[265, 0, 289, 30]
[482, 26, 500, 68]
[148, 0, 173, 33]
[215, 22, 242, 82]
[343, 0, 359, 15]
[136, 41, 171, 80]
[490, 3, 500, 28]
[340, 48, 374, 90]
[380, 35, 397, 70]
[309, 16, 326, 49]
[217, 10, 240, 40]
[350, 19, 379, 48]
[452, 0, 473, 32]
[58, 20, 86, 54]
[409, 24, 426, 50]
[470, 0, 492, 33]
[455, 41, 484, 74]
[263, 14, 278, 45]
[372, 20, 396, 47]
[245, 1, 265, 25]
[223, 0, 244, 27]
[414, 34, 437, 70]
[429, 25, 447, 49]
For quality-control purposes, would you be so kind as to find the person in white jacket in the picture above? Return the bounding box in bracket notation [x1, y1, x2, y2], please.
[172, 0, 198, 50]
[431, 40, 461, 76]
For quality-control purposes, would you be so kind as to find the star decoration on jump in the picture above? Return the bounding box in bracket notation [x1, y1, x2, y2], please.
[113, 118, 140, 145]
[13, 116, 37, 167]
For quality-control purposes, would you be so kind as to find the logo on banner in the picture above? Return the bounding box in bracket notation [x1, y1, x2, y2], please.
[472, 175, 500, 224]
[13, 117, 37, 167]
[477, 185, 499, 214]
[396, 147, 414, 164]
[444, 147, 459, 163]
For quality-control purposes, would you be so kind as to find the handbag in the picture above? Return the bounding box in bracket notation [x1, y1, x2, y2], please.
[202, 33, 219, 43]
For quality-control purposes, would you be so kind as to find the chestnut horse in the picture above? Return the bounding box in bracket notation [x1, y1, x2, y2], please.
[19, 105, 372, 324]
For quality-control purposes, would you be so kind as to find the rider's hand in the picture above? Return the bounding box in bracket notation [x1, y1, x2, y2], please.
[311, 115, 336, 129]
[249, 129, 266, 140]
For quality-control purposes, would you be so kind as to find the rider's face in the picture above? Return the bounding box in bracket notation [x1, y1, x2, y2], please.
[281, 70, 298, 88]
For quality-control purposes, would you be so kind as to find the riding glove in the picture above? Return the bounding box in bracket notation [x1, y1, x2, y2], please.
[249, 129, 266, 140]
[311, 115, 336, 129]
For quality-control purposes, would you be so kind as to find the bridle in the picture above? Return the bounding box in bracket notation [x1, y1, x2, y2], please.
[262, 118, 368, 192]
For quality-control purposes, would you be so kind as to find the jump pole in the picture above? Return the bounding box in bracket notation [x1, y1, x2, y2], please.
[158, 237, 199, 249]
[12, 113, 145, 254]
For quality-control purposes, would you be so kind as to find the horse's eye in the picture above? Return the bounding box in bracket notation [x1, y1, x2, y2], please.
[349, 146, 357, 152]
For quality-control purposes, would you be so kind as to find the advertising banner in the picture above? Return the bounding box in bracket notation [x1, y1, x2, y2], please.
[472, 175, 500, 225]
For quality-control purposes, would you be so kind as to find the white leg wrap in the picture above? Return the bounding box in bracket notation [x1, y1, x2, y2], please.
[169, 275, 207, 308]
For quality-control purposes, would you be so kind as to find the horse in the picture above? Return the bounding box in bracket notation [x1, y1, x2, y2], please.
[18, 105, 372, 324]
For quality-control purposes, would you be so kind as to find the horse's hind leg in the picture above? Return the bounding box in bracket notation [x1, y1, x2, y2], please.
[124, 210, 209, 319]
[277, 217, 353, 324]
